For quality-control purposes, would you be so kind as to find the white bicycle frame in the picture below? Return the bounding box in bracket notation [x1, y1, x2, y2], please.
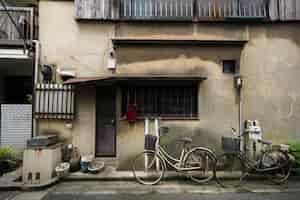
[144, 118, 214, 172]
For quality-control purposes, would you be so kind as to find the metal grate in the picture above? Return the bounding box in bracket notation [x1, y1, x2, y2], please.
[0, 6, 35, 41]
[120, 0, 194, 20]
[122, 84, 198, 118]
[35, 84, 75, 120]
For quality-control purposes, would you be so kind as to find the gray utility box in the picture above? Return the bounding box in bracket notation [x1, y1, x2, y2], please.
[23, 144, 62, 185]
[27, 135, 58, 148]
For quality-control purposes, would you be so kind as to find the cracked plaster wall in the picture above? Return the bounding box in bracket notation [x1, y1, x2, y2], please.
[38, 1, 300, 169]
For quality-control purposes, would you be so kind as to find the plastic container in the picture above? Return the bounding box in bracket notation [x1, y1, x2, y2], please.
[80, 155, 93, 173]
[55, 162, 70, 178]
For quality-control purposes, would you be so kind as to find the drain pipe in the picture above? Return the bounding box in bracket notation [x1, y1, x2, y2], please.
[32, 40, 40, 137]
[234, 75, 243, 136]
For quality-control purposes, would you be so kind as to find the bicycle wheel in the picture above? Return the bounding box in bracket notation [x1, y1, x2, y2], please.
[183, 148, 216, 184]
[261, 149, 291, 184]
[215, 153, 244, 188]
[132, 150, 165, 185]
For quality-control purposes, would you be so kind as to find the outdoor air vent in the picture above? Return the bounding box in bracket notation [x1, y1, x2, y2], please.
[57, 68, 76, 82]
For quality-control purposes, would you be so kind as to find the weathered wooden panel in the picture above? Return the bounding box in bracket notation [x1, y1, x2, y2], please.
[75, 0, 300, 21]
[196, 0, 267, 19]
[278, 0, 300, 21]
[75, 0, 120, 20]
[269, 0, 279, 21]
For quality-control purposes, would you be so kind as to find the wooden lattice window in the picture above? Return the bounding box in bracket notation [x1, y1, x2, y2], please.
[34, 84, 75, 120]
[121, 83, 198, 118]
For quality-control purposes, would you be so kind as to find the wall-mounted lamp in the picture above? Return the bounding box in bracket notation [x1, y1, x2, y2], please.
[234, 74, 243, 90]
[107, 47, 116, 70]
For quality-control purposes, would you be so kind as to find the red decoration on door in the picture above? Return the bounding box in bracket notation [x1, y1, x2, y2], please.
[126, 104, 137, 122]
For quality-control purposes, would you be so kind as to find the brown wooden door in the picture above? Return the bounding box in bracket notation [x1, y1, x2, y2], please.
[96, 86, 116, 157]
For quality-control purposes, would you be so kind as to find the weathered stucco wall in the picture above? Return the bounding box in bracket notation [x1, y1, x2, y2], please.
[242, 24, 300, 144]
[39, 1, 115, 77]
[39, 1, 300, 170]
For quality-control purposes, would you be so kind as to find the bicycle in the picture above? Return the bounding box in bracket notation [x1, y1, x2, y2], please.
[215, 128, 292, 188]
[132, 126, 217, 185]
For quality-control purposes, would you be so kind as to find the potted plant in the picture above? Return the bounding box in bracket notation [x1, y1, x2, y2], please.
[0, 147, 19, 176]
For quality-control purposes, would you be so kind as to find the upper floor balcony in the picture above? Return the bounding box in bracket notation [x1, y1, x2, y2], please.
[0, 6, 36, 46]
[75, 0, 300, 22]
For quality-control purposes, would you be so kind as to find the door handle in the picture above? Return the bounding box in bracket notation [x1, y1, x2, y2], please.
[111, 119, 115, 125]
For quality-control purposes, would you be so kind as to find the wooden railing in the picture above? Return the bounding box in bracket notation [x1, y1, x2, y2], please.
[195, 0, 268, 19]
[35, 84, 75, 120]
[75, 0, 300, 21]
[120, 0, 194, 20]
[0, 6, 35, 45]
[75, 0, 270, 21]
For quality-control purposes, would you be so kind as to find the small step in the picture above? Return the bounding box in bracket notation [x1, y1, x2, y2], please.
[95, 157, 118, 167]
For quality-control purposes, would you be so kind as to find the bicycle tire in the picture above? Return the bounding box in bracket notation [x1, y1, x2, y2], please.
[261, 149, 292, 184]
[183, 147, 217, 184]
[215, 153, 244, 188]
[132, 150, 165, 185]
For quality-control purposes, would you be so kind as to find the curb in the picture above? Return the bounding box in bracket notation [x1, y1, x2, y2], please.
[62, 171, 188, 182]
[62, 173, 300, 183]
[0, 177, 60, 191]
[1, 174, 300, 191]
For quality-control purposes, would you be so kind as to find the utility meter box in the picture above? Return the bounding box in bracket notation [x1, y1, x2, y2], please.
[23, 144, 62, 185]
[243, 120, 263, 160]
[244, 120, 262, 140]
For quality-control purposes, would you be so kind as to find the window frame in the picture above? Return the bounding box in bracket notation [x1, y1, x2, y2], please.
[120, 81, 199, 120]
[222, 59, 237, 74]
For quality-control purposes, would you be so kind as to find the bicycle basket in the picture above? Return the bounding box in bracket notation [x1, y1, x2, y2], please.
[144, 135, 158, 151]
[222, 137, 240, 153]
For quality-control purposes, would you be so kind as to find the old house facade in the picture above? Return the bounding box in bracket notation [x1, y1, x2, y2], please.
[36, 0, 300, 169]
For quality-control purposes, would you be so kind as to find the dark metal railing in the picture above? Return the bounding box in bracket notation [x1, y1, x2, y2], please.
[0, 6, 34, 43]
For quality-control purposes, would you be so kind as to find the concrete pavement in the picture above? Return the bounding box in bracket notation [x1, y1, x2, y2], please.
[0, 190, 49, 200]
[43, 191, 300, 200]
[42, 180, 300, 200]
[45, 180, 300, 195]
[2, 180, 300, 200]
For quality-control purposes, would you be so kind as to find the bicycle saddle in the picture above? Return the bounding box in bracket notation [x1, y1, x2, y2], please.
[178, 137, 193, 144]
[257, 139, 272, 145]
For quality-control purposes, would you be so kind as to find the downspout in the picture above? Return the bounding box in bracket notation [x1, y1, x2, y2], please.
[32, 40, 40, 137]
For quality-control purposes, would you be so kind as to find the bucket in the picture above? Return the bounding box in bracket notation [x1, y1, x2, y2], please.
[80, 155, 93, 173]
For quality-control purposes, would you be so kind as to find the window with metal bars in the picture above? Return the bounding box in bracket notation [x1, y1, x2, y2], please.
[121, 83, 198, 118]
